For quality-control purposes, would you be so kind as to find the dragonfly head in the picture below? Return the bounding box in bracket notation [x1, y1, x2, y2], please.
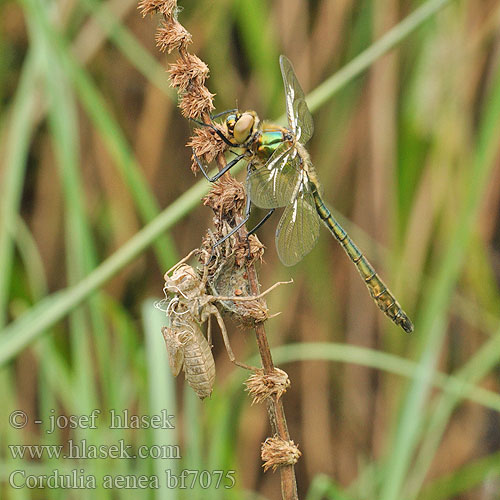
[225, 111, 258, 145]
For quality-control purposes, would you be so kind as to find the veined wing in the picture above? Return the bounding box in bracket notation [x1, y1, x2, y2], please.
[279, 55, 314, 145]
[276, 188, 320, 266]
[247, 142, 302, 209]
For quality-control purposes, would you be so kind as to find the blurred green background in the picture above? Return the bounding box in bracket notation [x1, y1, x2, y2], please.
[1, 0, 500, 499]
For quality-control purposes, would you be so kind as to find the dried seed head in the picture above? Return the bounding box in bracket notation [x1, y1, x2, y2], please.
[156, 18, 192, 53]
[246, 368, 290, 405]
[138, 0, 177, 17]
[188, 126, 228, 173]
[236, 297, 269, 325]
[261, 436, 301, 472]
[169, 54, 210, 92]
[235, 234, 264, 267]
[203, 176, 246, 217]
[179, 85, 215, 119]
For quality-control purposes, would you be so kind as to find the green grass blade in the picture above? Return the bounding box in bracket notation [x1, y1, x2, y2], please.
[13, 215, 48, 300]
[34, 1, 116, 406]
[19, 0, 176, 269]
[142, 299, 179, 500]
[0, 49, 41, 327]
[417, 451, 500, 500]
[306, 0, 457, 116]
[0, 176, 208, 366]
[265, 343, 500, 412]
[379, 51, 500, 500]
[407, 326, 500, 498]
[80, 0, 174, 98]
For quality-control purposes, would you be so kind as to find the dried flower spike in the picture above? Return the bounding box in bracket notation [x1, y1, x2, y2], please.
[169, 54, 210, 92]
[246, 368, 290, 405]
[234, 234, 264, 267]
[261, 436, 301, 472]
[179, 85, 215, 119]
[138, 0, 177, 17]
[141, 2, 299, 495]
[188, 126, 228, 173]
[156, 19, 192, 53]
[202, 176, 246, 217]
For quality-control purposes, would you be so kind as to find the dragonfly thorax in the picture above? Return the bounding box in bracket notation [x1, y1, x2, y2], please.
[252, 124, 293, 161]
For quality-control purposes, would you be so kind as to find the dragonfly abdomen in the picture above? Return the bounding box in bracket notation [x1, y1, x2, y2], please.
[311, 189, 414, 333]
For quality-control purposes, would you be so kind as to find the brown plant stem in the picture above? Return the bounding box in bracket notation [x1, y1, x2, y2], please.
[202, 112, 299, 499]
[248, 267, 299, 499]
[141, 3, 299, 497]
[216, 140, 299, 500]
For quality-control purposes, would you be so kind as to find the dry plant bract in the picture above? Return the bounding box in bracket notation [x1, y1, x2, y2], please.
[156, 18, 192, 53]
[246, 368, 291, 405]
[188, 126, 228, 173]
[261, 437, 302, 472]
[138, 0, 177, 17]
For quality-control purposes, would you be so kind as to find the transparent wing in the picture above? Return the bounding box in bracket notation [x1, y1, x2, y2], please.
[275, 189, 320, 266]
[247, 142, 302, 209]
[279, 55, 314, 145]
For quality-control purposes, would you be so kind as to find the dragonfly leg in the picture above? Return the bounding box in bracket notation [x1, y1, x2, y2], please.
[192, 150, 246, 183]
[206, 315, 212, 346]
[211, 108, 237, 120]
[243, 208, 275, 260]
[212, 194, 252, 249]
[247, 208, 275, 236]
[212, 308, 257, 371]
[190, 117, 235, 147]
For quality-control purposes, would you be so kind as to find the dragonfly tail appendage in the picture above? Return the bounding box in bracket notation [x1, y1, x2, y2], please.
[312, 190, 414, 333]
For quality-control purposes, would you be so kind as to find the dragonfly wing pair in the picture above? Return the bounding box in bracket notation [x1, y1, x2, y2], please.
[247, 142, 320, 266]
[247, 56, 319, 266]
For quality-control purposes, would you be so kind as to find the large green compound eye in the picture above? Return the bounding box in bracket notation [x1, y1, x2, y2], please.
[225, 114, 237, 133]
[233, 113, 255, 144]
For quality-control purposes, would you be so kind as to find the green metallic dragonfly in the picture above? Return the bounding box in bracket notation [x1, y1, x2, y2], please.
[194, 55, 413, 333]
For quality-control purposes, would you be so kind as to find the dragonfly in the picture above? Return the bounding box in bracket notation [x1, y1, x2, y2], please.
[194, 55, 413, 334]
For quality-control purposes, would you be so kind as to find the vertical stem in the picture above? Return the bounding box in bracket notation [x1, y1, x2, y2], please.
[151, 6, 301, 499]
[246, 263, 299, 500]
[202, 107, 299, 498]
